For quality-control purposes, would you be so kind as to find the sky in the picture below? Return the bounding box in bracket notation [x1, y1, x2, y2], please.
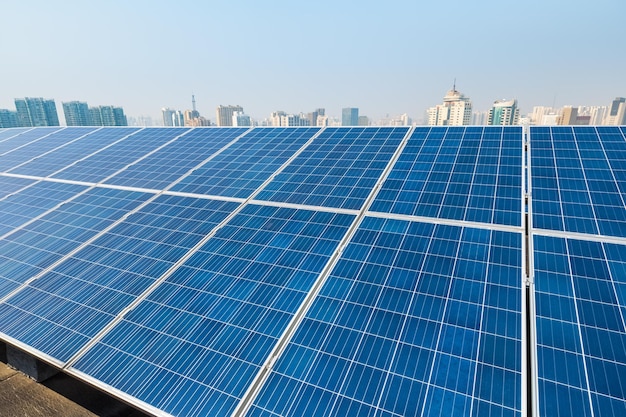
[1, 0, 624, 124]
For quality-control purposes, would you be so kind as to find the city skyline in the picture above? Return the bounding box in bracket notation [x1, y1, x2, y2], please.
[1, 0, 624, 123]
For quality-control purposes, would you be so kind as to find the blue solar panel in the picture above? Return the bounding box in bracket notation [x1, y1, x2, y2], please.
[255, 127, 408, 210]
[0, 187, 151, 298]
[371, 126, 522, 227]
[72, 204, 355, 417]
[0, 175, 35, 199]
[50, 128, 190, 183]
[248, 218, 523, 417]
[0, 195, 239, 363]
[531, 126, 626, 238]
[172, 127, 319, 198]
[0, 127, 98, 172]
[0, 127, 63, 154]
[533, 234, 626, 417]
[0, 181, 87, 237]
[0, 128, 32, 141]
[105, 128, 249, 190]
[9, 127, 140, 177]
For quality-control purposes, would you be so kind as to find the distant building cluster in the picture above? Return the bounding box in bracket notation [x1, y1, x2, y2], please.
[0, 97, 127, 128]
[425, 85, 625, 127]
[162, 95, 210, 127]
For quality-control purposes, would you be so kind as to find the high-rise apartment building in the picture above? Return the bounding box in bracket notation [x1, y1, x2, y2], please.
[604, 97, 626, 125]
[427, 87, 472, 126]
[232, 112, 251, 127]
[487, 99, 519, 125]
[342, 108, 359, 126]
[558, 106, 578, 125]
[63, 101, 91, 126]
[15, 97, 59, 127]
[216, 105, 244, 127]
[0, 109, 20, 128]
[89, 106, 127, 126]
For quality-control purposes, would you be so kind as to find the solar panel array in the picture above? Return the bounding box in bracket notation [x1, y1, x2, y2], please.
[529, 126, 626, 417]
[0, 125, 623, 417]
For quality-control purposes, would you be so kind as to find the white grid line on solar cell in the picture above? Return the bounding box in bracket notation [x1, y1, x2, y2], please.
[104, 127, 251, 190]
[171, 127, 319, 198]
[0, 175, 35, 199]
[49, 128, 190, 183]
[0, 127, 63, 155]
[8, 127, 140, 177]
[0, 127, 98, 172]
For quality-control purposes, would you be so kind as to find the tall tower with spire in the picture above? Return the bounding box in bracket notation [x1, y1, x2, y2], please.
[427, 83, 472, 126]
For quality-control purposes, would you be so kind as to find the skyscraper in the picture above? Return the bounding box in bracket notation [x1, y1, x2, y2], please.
[342, 108, 359, 126]
[427, 86, 472, 126]
[487, 99, 520, 125]
[216, 105, 244, 127]
[62, 101, 91, 126]
[14, 97, 60, 127]
[604, 97, 626, 125]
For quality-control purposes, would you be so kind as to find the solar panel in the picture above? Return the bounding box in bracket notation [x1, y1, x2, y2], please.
[254, 127, 409, 210]
[50, 128, 191, 183]
[531, 126, 626, 238]
[0, 180, 88, 237]
[0, 187, 151, 298]
[71, 204, 355, 416]
[532, 234, 626, 417]
[0, 127, 32, 141]
[245, 218, 523, 417]
[0, 175, 36, 199]
[172, 127, 319, 198]
[105, 127, 249, 190]
[0, 127, 63, 153]
[370, 126, 522, 227]
[8, 127, 140, 177]
[0, 195, 240, 363]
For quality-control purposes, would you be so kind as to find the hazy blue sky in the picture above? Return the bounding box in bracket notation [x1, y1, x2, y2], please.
[1, 0, 624, 123]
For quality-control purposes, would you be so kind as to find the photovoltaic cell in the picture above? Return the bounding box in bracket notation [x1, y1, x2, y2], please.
[9, 127, 140, 177]
[72, 204, 355, 417]
[105, 128, 249, 190]
[0, 187, 151, 298]
[531, 126, 626, 238]
[533, 234, 626, 417]
[51, 128, 190, 183]
[172, 127, 319, 198]
[0, 181, 87, 237]
[0, 195, 239, 363]
[248, 217, 523, 417]
[255, 127, 408, 210]
[371, 126, 522, 227]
